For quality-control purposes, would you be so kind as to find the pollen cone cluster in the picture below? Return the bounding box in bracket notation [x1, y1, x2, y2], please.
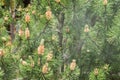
[25, 13, 30, 23]
[42, 63, 48, 74]
[45, 9, 52, 20]
[25, 27, 30, 39]
[70, 59, 76, 71]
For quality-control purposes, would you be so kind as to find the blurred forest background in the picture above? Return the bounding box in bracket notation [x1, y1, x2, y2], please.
[0, 0, 120, 80]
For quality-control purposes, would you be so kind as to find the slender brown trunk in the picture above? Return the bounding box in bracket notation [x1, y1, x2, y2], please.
[57, 12, 64, 48]
[57, 12, 65, 72]
[10, 23, 15, 40]
[10, 11, 16, 40]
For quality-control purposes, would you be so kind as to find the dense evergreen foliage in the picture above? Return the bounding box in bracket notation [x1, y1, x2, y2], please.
[0, 0, 120, 80]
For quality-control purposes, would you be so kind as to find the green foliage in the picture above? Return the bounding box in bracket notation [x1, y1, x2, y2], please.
[0, 0, 120, 80]
[0, 67, 4, 80]
[89, 64, 110, 80]
[107, 11, 120, 48]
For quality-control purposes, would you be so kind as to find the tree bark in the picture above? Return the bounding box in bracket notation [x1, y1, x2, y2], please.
[57, 12, 65, 73]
